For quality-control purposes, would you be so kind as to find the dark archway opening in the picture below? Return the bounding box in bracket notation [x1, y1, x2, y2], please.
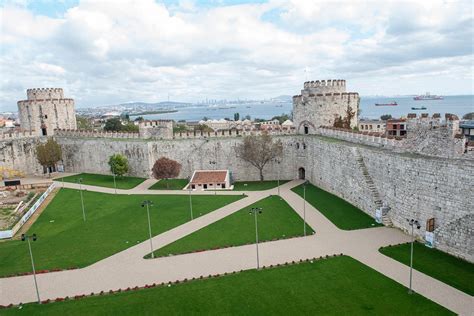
[304, 125, 309, 134]
[41, 128, 47, 136]
[298, 167, 305, 180]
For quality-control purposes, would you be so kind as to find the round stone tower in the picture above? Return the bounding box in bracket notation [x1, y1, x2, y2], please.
[293, 79, 359, 134]
[17, 88, 77, 136]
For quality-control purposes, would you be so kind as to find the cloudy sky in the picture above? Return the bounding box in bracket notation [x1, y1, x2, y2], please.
[0, 0, 472, 111]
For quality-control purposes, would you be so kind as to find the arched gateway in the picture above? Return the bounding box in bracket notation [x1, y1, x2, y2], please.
[298, 167, 305, 180]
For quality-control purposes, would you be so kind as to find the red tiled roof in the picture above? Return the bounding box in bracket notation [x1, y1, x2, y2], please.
[191, 171, 227, 184]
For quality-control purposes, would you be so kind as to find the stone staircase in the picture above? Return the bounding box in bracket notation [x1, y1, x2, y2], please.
[354, 148, 392, 226]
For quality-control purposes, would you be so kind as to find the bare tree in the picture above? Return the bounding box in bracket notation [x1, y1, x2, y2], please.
[235, 133, 283, 181]
[152, 157, 182, 188]
[36, 138, 62, 177]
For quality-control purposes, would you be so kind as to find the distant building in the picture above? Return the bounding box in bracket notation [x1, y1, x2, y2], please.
[460, 121, 474, 141]
[386, 119, 407, 137]
[186, 170, 231, 191]
[358, 119, 386, 133]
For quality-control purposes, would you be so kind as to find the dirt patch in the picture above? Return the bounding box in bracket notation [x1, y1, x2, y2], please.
[8, 188, 60, 240]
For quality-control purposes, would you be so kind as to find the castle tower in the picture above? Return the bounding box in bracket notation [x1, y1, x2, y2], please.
[292, 79, 359, 134]
[17, 88, 77, 136]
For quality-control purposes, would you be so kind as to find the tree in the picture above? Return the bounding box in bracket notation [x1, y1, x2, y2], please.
[462, 112, 474, 120]
[108, 154, 129, 176]
[104, 118, 123, 131]
[194, 124, 213, 132]
[235, 133, 283, 181]
[36, 138, 62, 177]
[234, 113, 240, 121]
[244, 114, 251, 120]
[333, 106, 355, 129]
[333, 116, 344, 128]
[76, 116, 93, 130]
[271, 113, 290, 124]
[380, 114, 392, 121]
[173, 124, 187, 133]
[134, 116, 144, 122]
[152, 157, 182, 188]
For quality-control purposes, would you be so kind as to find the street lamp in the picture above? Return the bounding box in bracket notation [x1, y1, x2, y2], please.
[209, 161, 217, 195]
[188, 178, 194, 220]
[249, 207, 263, 269]
[303, 180, 309, 236]
[78, 178, 86, 221]
[112, 165, 117, 194]
[407, 218, 421, 294]
[142, 200, 155, 258]
[275, 159, 281, 196]
[21, 233, 41, 304]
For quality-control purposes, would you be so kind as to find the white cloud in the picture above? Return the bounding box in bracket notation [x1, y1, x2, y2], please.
[0, 0, 472, 111]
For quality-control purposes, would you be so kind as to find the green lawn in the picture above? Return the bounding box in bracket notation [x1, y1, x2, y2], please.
[233, 180, 289, 191]
[151, 195, 314, 258]
[148, 179, 188, 190]
[292, 183, 380, 230]
[56, 173, 146, 189]
[0, 189, 243, 277]
[1, 256, 452, 315]
[380, 242, 474, 295]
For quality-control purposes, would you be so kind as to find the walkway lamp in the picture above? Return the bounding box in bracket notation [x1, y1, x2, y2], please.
[142, 200, 155, 258]
[275, 159, 281, 196]
[188, 178, 194, 220]
[303, 180, 309, 236]
[407, 218, 421, 294]
[21, 233, 41, 304]
[249, 207, 263, 269]
[78, 178, 86, 221]
[112, 165, 117, 194]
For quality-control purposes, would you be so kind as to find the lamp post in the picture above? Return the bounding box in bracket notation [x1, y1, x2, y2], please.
[112, 165, 117, 194]
[407, 218, 421, 294]
[249, 207, 263, 269]
[21, 233, 41, 304]
[209, 161, 217, 195]
[188, 178, 194, 220]
[303, 180, 309, 236]
[142, 200, 155, 258]
[275, 159, 281, 196]
[78, 178, 86, 221]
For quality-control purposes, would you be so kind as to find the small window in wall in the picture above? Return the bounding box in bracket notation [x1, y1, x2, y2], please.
[304, 126, 309, 134]
[426, 218, 435, 232]
[41, 128, 47, 136]
[303, 143, 306, 149]
[44, 115, 48, 119]
[296, 142, 300, 149]
[204, 184, 208, 189]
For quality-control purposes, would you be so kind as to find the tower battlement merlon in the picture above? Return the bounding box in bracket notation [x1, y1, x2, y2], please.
[302, 79, 346, 94]
[27, 88, 64, 100]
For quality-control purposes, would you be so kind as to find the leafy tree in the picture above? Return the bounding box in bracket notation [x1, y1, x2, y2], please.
[333, 116, 344, 128]
[333, 106, 355, 129]
[134, 116, 144, 122]
[108, 154, 129, 177]
[235, 133, 283, 181]
[202, 116, 209, 121]
[194, 124, 213, 132]
[152, 157, 182, 188]
[76, 116, 93, 130]
[234, 113, 240, 121]
[121, 123, 139, 132]
[244, 115, 251, 120]
[380, 114, 392, 121]
[462, 112, 474, 120]
[271, 113, 290, 124]
[104, 118, 123, 131]
[36, 138, 62, 177]
[254, 118, 265, 123]
[173, 124, 187, 133]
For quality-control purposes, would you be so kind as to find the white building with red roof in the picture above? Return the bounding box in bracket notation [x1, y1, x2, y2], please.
[185, 170, 231, 191]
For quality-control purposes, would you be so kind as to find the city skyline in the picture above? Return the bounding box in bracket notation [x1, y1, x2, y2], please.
[1, 0, 473, 111]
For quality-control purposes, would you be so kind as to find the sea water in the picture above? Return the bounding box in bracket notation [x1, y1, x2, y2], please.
[137, 95, 473, 121]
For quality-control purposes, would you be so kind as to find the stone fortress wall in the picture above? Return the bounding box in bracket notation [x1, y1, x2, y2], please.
[18, 88, 77, 136]
[293, 80, 359, 134]
[0, 81, 472, 262]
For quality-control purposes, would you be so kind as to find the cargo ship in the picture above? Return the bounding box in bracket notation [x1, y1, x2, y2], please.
[375, 101, 397, 106]
[413, 92, 443, 100]
[411, 106, 427, 110]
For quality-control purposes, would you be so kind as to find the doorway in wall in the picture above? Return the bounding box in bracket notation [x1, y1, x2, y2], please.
[304, 125, 309, 134]
[298, 167, 305, 180]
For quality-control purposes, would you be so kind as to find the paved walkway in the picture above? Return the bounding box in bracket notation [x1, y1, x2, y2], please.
[0, 180, 472, 314]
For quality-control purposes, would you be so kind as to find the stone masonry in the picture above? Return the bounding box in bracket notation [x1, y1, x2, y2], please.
[17, 88, 77, 136]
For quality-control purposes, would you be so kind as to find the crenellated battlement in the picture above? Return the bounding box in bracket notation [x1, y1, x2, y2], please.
[173, 128, 295, 139]
[27, 88, 64, 100]
[303, 79, 346, 89]
[0, 130, 40, 140]
[55, 129, 140, 139]
[18, 98, 74, 105]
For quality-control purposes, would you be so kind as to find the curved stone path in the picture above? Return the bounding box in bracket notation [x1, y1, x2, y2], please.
[0, 180, 472, 315]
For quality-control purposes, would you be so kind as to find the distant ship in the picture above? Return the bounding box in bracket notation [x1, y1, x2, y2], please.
[411, 106, 427, 110]
[413, 92, 443, 100]
[375, 101, 397, 106]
